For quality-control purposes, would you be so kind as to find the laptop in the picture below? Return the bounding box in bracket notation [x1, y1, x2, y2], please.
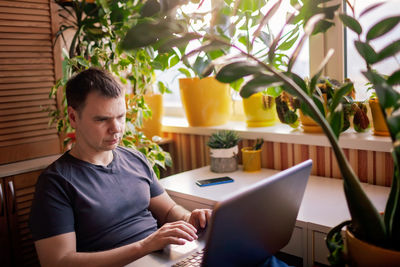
[127, 159, 312, 267]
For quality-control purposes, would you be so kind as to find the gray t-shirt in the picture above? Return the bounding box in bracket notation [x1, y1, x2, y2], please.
[29, 146, 164, 252]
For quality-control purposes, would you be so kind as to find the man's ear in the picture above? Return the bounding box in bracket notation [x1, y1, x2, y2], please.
[68, 106, 78, 129]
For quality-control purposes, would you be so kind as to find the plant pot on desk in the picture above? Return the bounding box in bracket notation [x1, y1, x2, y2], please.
[241, 147, 261, 172]
[209, 146, 238, 173]
[179, 77, 231, 126]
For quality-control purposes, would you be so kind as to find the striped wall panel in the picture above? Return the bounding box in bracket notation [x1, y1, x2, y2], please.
[162, 132, 393, 187]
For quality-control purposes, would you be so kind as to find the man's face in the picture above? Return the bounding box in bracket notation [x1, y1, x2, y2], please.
[68, 91, 126, 153]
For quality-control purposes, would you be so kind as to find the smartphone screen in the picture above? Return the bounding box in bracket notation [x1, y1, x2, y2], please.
[196, 176, 234, 187]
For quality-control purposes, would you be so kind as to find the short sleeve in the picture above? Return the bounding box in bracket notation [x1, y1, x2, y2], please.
[29, 171, 75, 241]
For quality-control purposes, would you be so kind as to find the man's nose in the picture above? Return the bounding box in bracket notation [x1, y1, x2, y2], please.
[110, 119, 123, 133]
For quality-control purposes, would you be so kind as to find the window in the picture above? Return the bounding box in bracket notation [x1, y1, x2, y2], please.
[159, 0, 309, 114]
[345, 0, 400, 100]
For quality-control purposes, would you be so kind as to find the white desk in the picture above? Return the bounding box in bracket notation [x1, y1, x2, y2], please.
[159, 166, 390, 267]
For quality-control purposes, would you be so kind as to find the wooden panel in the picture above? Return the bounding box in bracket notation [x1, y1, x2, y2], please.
[0, 179, 13, 267]
[0, 70, 54, 77]
[0, 81, 54, 90]
[0, 99, 55, 110]
[0, 45, 52, 52]
[6, 170, 42, 267]
[0, 58, 53, 64]
[0, 26, 51, 34]
[0, 1, 49, 10]
[0, 117, 50, 128]
[0, 13, 50, 22]
[0, 20, 50, 28]
[0, 39, 51, 46]
[0, 0, 61, 165]
[0, 88, 51, 96]
[0, 7, 49, 16]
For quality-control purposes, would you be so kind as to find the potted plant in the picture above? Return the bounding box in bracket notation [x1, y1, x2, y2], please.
[242, 138, 264, 172]
[207, 130, 240, 173]
[121, 0, 400, 264]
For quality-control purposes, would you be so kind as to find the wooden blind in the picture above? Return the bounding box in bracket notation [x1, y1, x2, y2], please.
[6, 170, 42, 266]
[0, 0, 62, 164]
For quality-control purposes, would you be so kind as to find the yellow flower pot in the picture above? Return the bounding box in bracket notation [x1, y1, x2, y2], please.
[241, 147, 262, 172]
[299, 110, 323, 133]
[242, 93, 278, 127]
[179, 77, 231, 126]
[346, 229, 400, 267]
[141, 93, 163, 138]
[369, 98, 390, 136]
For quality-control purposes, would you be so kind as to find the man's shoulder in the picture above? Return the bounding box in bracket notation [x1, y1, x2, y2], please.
[116, 146, 146, 160]
[40, 152, 76, 182]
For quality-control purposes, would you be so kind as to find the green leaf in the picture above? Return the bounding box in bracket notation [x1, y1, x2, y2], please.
[178, 68, 192, 78]
[328, 107, 343, 139]
[193, 56, 211, 78]
[277, 33, 299, 51]
[339, 13, 362, 35]
[387, 113, 400, 138]
[158, 33, 202, 53]
[366, 16, 400, 41]
[363, 70, 400, 109]
[354, 41, 378, 64]
[240, 74, 283, 98]
[122, 20, 183, 50]
[388, 70, 400, 85]
[329, 83, 354, 113]
[230, 78, 244, 92]
[312, 94, 325, 118]
[216, 62, 263, 83]
[376, 40, 400, 63]
[140, 0, 160, 17]
[282, 72, 308, 97]
[266, 86, 282, 98]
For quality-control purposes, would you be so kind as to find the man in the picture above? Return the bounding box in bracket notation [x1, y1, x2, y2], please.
[29, 68, 212, 267]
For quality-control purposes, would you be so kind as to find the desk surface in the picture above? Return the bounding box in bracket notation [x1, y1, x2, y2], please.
[159, 165, 390, 229]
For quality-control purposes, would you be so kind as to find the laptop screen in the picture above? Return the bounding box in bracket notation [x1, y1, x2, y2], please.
[202, 160, 312, 266]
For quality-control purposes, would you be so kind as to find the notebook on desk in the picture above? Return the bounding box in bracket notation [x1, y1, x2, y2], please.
[127, 159, 312, 267]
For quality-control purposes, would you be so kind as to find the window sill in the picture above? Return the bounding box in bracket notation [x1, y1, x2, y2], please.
[162, 116, 392, 153]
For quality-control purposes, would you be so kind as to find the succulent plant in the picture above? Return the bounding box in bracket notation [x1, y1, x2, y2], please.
[207, 130, 240, 149]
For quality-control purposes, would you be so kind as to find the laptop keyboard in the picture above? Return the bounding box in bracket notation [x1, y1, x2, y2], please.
[172, 249, 204, 267]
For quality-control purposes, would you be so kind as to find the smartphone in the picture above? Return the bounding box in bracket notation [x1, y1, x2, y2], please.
[195, 176, 234, 187]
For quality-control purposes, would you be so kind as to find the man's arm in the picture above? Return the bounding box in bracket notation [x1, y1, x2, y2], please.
[35, 221, 198, 267]
[149, 192, 212, 229]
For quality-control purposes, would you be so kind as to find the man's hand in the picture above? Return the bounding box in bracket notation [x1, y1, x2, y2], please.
[187, 209, 212, 230]
[139, 221, 198, 253]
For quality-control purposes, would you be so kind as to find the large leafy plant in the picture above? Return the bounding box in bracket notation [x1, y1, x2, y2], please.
[50, 0, 172, 177]
[121, 0, 400, 259]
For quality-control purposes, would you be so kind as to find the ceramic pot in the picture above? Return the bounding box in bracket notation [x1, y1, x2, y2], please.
[299, 110, 323, 133]
[241, 147, 261, 172]
[242, 93, 278, 127]
[179, 77, 231, 127]
[346, 229, 400, 267]
[209, 146, 238, 173]
[369, 98, 390, 136]
[142, 93, 163, 138]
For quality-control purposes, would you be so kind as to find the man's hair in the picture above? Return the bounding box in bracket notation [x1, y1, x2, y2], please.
[66, 67, 124, 112]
